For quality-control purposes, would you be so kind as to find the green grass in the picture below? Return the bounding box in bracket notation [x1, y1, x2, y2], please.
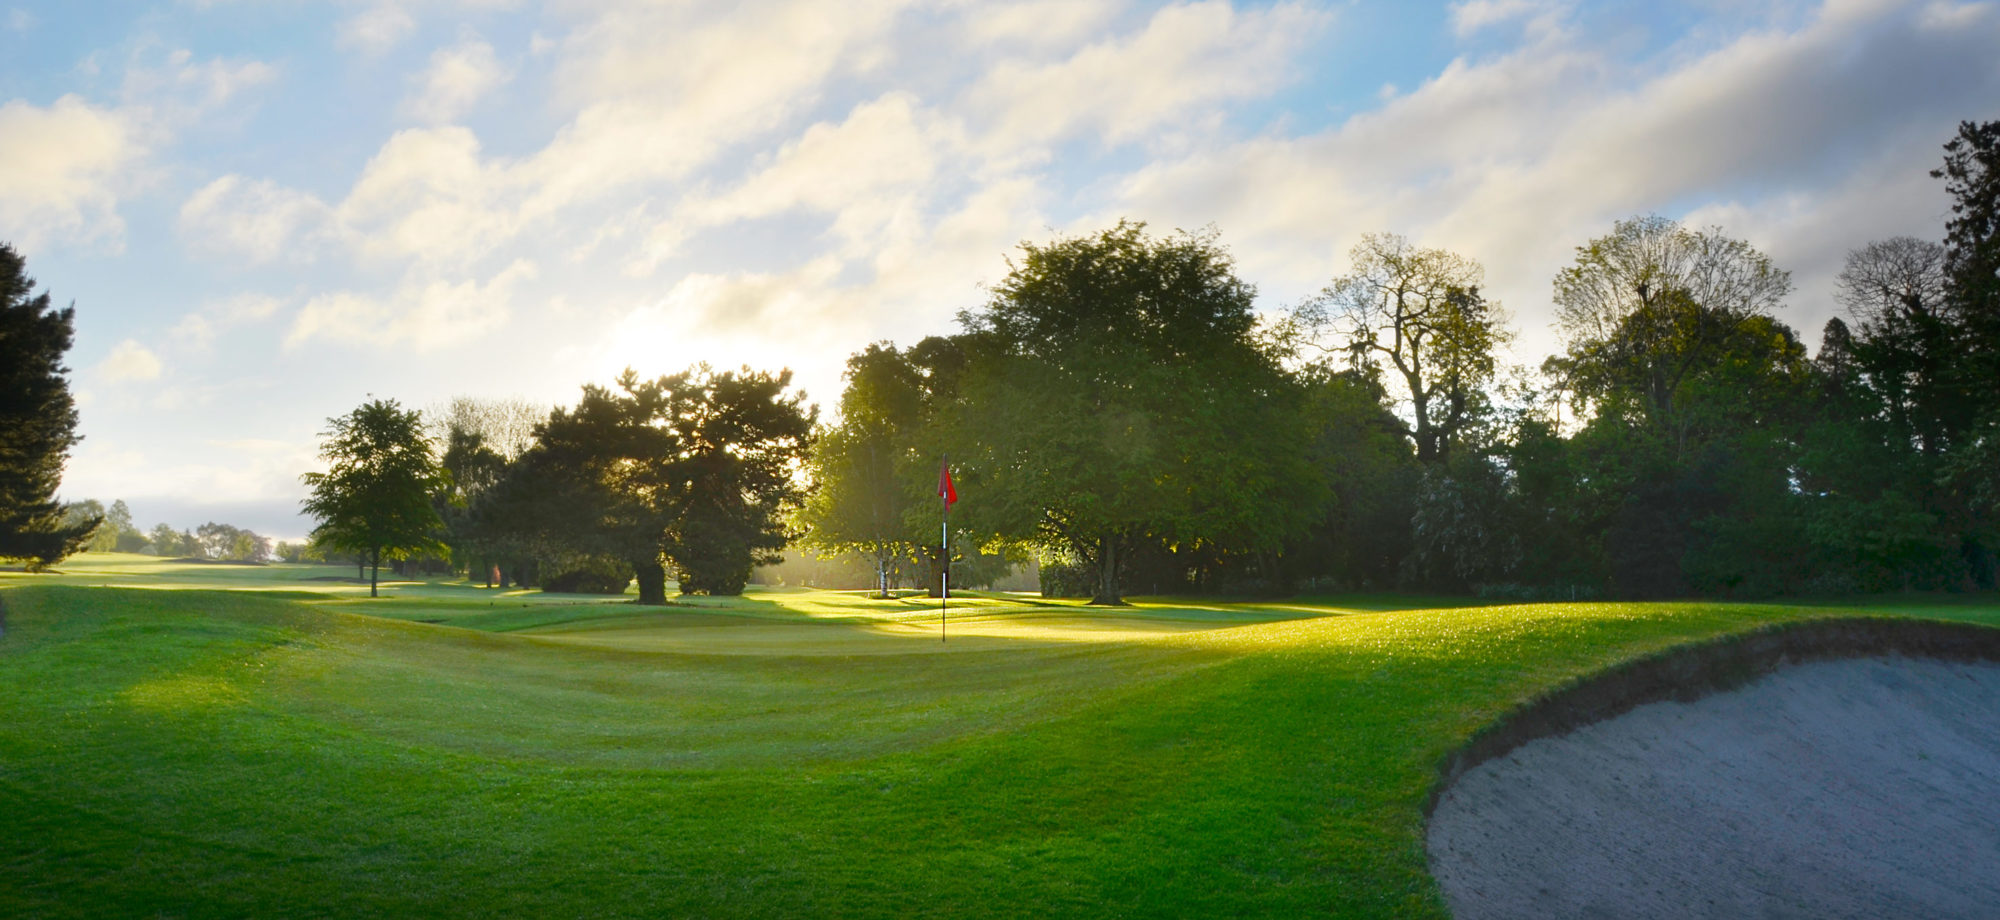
[3, 554, 1996, 917]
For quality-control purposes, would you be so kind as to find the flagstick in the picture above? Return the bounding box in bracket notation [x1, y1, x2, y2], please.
[941, 471, 948, 644]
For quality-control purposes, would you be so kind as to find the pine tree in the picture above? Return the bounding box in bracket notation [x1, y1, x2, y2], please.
[0, 243, 95, 568]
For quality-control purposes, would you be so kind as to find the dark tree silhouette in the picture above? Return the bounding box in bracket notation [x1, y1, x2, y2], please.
[0, 243, 95, 569]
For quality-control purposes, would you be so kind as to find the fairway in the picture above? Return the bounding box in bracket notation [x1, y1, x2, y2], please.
[3, 555, 1997, 917]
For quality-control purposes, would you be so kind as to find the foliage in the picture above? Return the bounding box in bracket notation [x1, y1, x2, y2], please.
[1296, 233, 1510, 465]
[300, 399, 448, 596]
[795, 343, 932, 597]
[949, 221, 1319, 604]
[0, 243, 94, 568]
[482, 366, 813, 601]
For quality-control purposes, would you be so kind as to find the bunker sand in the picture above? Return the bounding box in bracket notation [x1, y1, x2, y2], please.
[1429, 656, 2000, 919]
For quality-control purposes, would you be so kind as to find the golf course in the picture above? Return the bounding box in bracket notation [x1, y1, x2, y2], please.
[5, 554, 1997, 917]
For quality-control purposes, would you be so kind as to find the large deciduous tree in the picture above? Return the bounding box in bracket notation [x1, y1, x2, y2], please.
[0, 243, 95, 569]
[301, 399, 448, 597]
[486, 366, 813, 602]
[951, 221, 1318, 605]
[1297, 233, 1510, 466]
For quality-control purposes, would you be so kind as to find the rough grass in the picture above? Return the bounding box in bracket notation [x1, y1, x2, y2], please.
[2, 554, 1995, 917]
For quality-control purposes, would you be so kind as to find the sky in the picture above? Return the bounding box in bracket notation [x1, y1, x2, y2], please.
[2, 0, 1996, 540]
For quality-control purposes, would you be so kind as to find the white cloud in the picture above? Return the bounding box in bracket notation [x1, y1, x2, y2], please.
[285, 259, 535, 350]
[400, 38, 509, 124]
[0, 95, 138, 247]
[121, 48, 277, 112]
[965, 1, 1330, 148]
[966, 0, 1121, 51]
[8, 8, 33, 31]
[637, 93, 965, 270]
[170, 293, 284, 351]
[339, 3, 417, 54]
[179, 176, 334, 262]
[98, 340, 164, 383]
[1449, 0, 1569, 37]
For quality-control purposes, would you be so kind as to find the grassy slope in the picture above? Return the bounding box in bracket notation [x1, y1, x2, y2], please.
[2, 555, 1995, 917]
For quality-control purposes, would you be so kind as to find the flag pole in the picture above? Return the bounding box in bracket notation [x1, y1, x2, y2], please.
[940, 455, 948, 644]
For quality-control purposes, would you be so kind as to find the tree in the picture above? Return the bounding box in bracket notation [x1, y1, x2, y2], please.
[1833, 237, 1959, 456]
[104, 500, 147, 552]
[483, 366, 813, 602]
[951, 221, 1319, 605]
[301, 399, 448, 597]
[1549, 216, 1794, 456]
[795, 343, 928, 597]
[1296, 233, 1511, 465]
[1934, 119, 2000, 376]
[662, 366, 816, 595]
[0, 243, 95, 569]
[61, 499, 110, 552]
[148, 522, 185, 557]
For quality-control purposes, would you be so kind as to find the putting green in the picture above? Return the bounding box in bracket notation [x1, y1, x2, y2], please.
[3, 554, 1995, 917]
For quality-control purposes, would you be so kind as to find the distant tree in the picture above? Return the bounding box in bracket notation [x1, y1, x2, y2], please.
[61, 499, 111, 552]
[1832, 237, 1961, 455]
[1296, 233, 1512, 465]
[1549, 216, 1794, 457]
[147, 522, 184, 557]
[951, 221, 1319, 605]
[0, 243, 95, 569]
[104, 500, 147, 552]
[301, 399, 448, 597]
[795, 343, 927, 597]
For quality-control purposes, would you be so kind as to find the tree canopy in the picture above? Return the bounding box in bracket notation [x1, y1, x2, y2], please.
[301, 399, 448, 596]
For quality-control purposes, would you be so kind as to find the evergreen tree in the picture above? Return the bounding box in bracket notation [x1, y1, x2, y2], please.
[0, 243, 95, 569]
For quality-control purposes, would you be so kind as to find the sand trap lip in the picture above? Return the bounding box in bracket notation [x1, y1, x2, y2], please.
[1426, 619, 2000, 920]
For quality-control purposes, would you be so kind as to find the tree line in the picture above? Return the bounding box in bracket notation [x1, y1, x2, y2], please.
[55, 498, 279, 563]
[795, 120, 2000, 603]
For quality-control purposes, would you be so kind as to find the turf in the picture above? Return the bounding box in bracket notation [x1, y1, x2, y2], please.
[2, 554, 1995, 917]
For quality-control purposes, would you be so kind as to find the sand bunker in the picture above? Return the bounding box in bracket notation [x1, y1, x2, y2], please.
[1429, 653, 2000, 919]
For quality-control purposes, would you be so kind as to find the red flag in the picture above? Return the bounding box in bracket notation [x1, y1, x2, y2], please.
[938, 461, 957, 508]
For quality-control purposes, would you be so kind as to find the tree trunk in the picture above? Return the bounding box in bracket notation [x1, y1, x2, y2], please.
[633, 558, 668, 605]
[1089, 536, 1125, 606]
[369, 546, 380, 598]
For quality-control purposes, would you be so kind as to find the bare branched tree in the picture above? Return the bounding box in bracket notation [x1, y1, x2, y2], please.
[1295, 233, 1512, 465]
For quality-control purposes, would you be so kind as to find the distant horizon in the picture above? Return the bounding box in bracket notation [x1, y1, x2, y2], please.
[6, 0, 1997, 536]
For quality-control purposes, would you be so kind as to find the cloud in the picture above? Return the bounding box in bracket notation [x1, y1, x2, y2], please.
[339, 3, 417, 54]
[1449, 0, 1569, 37]
[285, 259, 535, 350]
[98, 340, 164, 382]
[964, 1, 1330, 148]
[170, 293, 284, 351]
[400, 38, 509, 124]
[179, 176, 334, 262]
[0, 96, 139, 247]
[965, 0, 1121, 51]
[121, 48, 277, 113]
